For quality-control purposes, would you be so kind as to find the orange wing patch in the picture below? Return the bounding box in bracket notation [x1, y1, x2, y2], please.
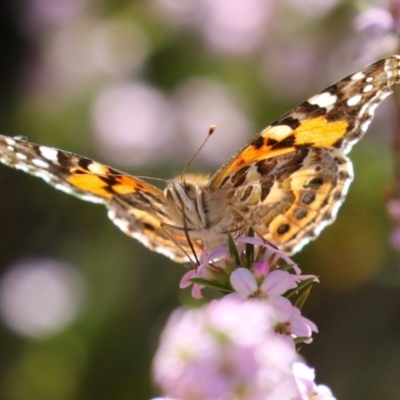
[67, 169, 113, 198]
[214, 117, 348, 184]
[68, 166, 161, 198]
[293, 117, 348, 147]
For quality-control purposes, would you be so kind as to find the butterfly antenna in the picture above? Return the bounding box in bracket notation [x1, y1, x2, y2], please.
[180, 125, 216, 183]
[179, 198, 201, 265]
[174, 192, 201, 265]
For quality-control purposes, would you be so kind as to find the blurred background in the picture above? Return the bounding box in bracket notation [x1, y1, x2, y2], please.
[0, 0, 399, 399]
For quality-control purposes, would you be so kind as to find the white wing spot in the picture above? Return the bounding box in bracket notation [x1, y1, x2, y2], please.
[88, 162, 108, 174]
[16, 152, 28, 160]
[363, 84, 373, 93]
[351, 71, 365, 81]
[366, 76, 373, 83]
[263, 125, 293, 141]
[39, 146, 59, 162]
[308, 92, 337, 108]
[4, 137, 16, 146]
[32, 158, 50, 169]
[7, 146, 14, 152]
[347, 94, 362, 106]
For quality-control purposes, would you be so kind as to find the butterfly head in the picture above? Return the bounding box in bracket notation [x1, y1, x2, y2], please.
[164, 174, 211, 230]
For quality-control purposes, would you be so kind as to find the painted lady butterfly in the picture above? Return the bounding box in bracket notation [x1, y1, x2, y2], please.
[0, 56, 399, 262]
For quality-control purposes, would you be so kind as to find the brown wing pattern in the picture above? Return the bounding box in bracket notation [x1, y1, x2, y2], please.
[208, 56, 400, 254]
[0, 135, 194, 261]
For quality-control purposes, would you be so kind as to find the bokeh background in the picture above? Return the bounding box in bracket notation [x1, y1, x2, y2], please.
[0, 0, 399, 399]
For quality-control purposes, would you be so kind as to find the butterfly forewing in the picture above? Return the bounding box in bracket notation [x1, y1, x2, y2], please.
[209, 56, 400, 254]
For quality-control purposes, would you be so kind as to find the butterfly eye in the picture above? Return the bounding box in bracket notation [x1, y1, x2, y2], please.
[183, 183, 197, 199]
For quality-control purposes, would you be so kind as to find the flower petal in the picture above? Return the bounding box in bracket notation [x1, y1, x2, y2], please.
[179, 269, 197, 288]
[253, 260, 270, 277]
[289, 307, 318, 338]
[260, 270, 297, 295]
[266, 295, 293, 322]
[230, 268, 257, 298]
[191, 284, 203, 299]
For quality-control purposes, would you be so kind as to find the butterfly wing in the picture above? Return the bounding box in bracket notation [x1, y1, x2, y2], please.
[0, 135, 193, 262]
[209, 56, 400, 254]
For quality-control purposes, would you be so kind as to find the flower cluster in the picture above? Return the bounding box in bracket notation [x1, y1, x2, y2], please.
[152, 298, 335, 400]
[181, 235, 318, 343]
[151, 234, 335, 399]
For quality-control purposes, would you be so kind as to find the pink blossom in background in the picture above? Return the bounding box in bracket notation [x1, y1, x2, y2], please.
[354, 2, 400, 62]
[21, 0, 88, 30]
[0, 258, 85, 339]
[150, 0, 272, 55]
[174, 77, 252, 165]
[91, 82, 176, 165]
[355, 7, 394, 37]
[200, 0, 273, 55]
[261, 45, 319, 98]
[39, 18, 149, 93]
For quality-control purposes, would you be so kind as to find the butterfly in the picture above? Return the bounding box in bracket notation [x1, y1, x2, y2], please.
[0, 56, 399, 263]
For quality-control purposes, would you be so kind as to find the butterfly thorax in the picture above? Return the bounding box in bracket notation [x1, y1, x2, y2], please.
[164, 175, 236, 249]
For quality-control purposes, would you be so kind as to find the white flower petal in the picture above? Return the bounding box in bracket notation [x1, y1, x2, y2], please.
[260, 270, 296, 295]
[230, 268, 257, 297]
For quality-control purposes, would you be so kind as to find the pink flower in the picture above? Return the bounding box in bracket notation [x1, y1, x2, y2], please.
[230, 267, 295, 323]
[354, 2, 400, 61]
[253, 259, 270, 277]
[293, 362, 337, 400]
[230, 268, 318, 342]
[152, 297, 302, 400]
[180, 234, 305, 298]
[278, 307, 318, 343]
[236, 236, 301, 273]
[179, 246, 232, 298]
